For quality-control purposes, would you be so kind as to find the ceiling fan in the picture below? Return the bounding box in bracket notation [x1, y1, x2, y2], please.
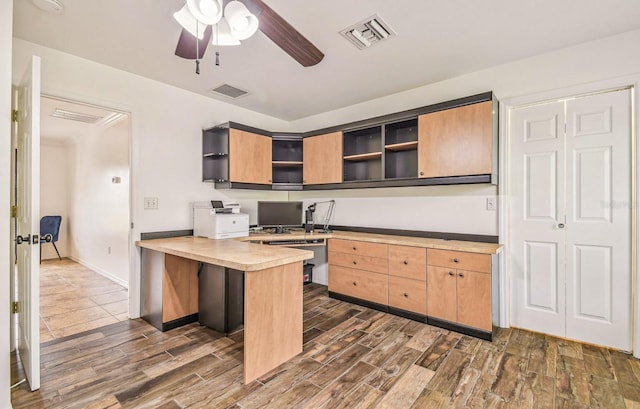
[174, 0, 324, 70]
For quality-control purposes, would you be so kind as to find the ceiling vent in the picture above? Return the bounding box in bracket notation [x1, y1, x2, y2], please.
[210, 84, 249, 99]
[340, 14, 396, 50]
[50, 108, 102, 123]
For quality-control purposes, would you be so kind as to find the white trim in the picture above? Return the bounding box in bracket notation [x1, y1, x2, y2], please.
[69, 256, 129, 289]
[497, 100, 510, 328]
[500, 73, 640, 355]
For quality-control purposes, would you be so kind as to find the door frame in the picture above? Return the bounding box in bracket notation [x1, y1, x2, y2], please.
[38, 91, 139, 318]
[499, 74, 640, 357]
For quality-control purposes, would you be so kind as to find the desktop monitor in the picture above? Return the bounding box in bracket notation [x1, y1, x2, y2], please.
[257, 201, 303, 228]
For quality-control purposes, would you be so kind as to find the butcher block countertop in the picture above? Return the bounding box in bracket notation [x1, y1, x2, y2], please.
[136, 236, 314, 271]
[242, 230, 503, 255]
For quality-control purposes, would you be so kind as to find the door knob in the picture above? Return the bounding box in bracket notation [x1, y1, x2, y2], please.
[558, 223, 565, 229]
[16, 235, 31, 245]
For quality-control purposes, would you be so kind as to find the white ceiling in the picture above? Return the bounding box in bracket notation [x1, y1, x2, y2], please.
[13, 0, 640, 121]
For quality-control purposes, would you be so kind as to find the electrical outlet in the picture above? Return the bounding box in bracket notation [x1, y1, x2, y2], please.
[486, 197, 497, 211]
[144, 197, 158, 209]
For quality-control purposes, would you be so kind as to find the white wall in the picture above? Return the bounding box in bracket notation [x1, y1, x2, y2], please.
[40, 141, 69, 260]
[66, 118, 130, 286]
[1, 1, 13, 407]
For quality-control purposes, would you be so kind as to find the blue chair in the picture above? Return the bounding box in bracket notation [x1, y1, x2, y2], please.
[40, 216, 62, 261]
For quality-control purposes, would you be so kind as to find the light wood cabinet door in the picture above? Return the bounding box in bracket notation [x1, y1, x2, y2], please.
[328, 265, 388, 305]
[303, 132, 343, 184]
[229, 129, 272, 184]
[426, 265, 457, 322]
[162, 254, 199, 323]
[456, 269, 492, 331]
[389, 275, 426, 315]
[418, 100, 493, 178]
[328, 251, 388, 275]
[427, 249, 491, 273]
[388, 245, 426, 280]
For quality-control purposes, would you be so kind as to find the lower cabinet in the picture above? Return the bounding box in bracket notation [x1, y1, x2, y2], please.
[328, 265, 388, 305]
[427, 249, 492, 332]
[328, 238, 496, 340]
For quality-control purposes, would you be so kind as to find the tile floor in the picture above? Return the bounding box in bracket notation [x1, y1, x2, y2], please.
[40, 258, 129, 341]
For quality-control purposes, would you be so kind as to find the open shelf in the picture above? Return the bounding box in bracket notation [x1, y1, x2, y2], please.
[343, 152, 382, 161]
[385, 141, 418, 152]
[272, 135, 303, 186]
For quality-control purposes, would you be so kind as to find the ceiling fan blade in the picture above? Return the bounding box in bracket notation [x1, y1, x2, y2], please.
[244, 0, 324, 67]
[175, 26, 213, 59]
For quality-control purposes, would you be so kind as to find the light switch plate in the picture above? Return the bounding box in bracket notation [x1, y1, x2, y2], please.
[486, 197, 497, 211]
[144, 197, 158, 209]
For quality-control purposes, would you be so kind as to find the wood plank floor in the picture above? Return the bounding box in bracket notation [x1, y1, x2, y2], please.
[12, 283, 640, 408]
[40, 259, 129, 341]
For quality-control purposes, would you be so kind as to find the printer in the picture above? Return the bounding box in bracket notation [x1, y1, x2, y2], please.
[193, 201, 249, 239]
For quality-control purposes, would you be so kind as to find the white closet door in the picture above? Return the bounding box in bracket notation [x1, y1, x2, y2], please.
[510, 101, 566, 337]
[564, 90, 632, 350]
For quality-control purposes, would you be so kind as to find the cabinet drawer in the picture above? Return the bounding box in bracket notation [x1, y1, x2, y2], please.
[328, 251, 388, 275]
[427, 249, 491, 273]
[388, 276, 426, 315]
[329, 239, 388, 258]
[388, 245, 426, 280]
[329, 265, 388, 305]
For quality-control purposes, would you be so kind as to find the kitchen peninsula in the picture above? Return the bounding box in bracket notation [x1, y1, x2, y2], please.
[136, 236, 314, 384]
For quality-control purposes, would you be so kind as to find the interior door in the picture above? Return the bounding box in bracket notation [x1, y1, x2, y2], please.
[510, 100, 566, 338]
[13, 55, 41, 391]
[564, 90, 632, 350]
[510, 88, 632, 350]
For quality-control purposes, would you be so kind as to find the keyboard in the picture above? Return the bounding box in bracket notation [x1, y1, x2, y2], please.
[265, 239, 323, 245]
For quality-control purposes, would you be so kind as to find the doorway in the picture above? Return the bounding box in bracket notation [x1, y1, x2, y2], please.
[508, 87, 633, 351]
[38, 95, 131, 341]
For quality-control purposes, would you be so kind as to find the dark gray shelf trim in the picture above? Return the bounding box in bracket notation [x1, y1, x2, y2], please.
[303, 174, 492, 190]
[140, 230, 194, 240]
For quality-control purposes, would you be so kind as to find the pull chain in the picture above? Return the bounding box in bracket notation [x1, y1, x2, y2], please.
[195, 24, 200, 74]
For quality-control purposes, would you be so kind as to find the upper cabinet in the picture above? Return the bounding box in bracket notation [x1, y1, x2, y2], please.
[303, 132, 343, 185]
[202, 123, 272, 189]
[229, 129, 272, 185]
[418, 100, 493, 178]
[203, 92, 497, 190]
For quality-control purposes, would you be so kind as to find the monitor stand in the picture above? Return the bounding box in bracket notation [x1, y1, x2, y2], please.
[273, 226, 290, 234]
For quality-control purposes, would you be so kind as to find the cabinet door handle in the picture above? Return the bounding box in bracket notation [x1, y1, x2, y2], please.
[419, 171, 424, 176]
[453, 258, 459, 263]
[303, 180, 307, 183]
[448, 271, 454, 276]
[268, 179, 272, 183]
[403, 293, 408, 298]
[403, 260, 408, 265]
[352, 246, 357, 250]
[352, 281, 357, 286]
[353, 261, 357, 265]
[458, 273, 464, 278]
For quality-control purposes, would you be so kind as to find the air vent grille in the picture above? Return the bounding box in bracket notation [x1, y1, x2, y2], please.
[340, 14, 396, 50]
[50, 108, 103, 123]
[210, 84, 249, 99]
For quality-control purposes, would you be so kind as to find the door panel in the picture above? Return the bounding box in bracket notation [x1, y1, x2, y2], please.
[426, 266, 457, 322]
[565, 89, 631, 350]
[510, 101, 566, 337]
[303, 132, 343, 185]
[229, 129, 272, 184]
[524, 241, 558, 312]
[573, 245, 612, 321]
[457, 270, 492, 331]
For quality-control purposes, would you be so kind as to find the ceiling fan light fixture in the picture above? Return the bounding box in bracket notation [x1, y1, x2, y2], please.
[224, 1, 259, 41]
[212, 18, 241, 46]
[174, 4, 208, 39]
[186, 0, 223, 25]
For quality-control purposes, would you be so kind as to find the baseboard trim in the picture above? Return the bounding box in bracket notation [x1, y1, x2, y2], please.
[69, 256, 129, 289]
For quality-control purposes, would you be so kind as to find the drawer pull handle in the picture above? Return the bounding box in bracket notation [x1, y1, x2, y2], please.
[448, 271, 454, 276]
[352, 246, 357, 250]
[403, 260, 408, 265]
[453, 258, 459, 263]
[403, 293, 408, 298]
[458, 273, 464, 278]
[353, 261, 357, 265]
[352, 281, 357, 286]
